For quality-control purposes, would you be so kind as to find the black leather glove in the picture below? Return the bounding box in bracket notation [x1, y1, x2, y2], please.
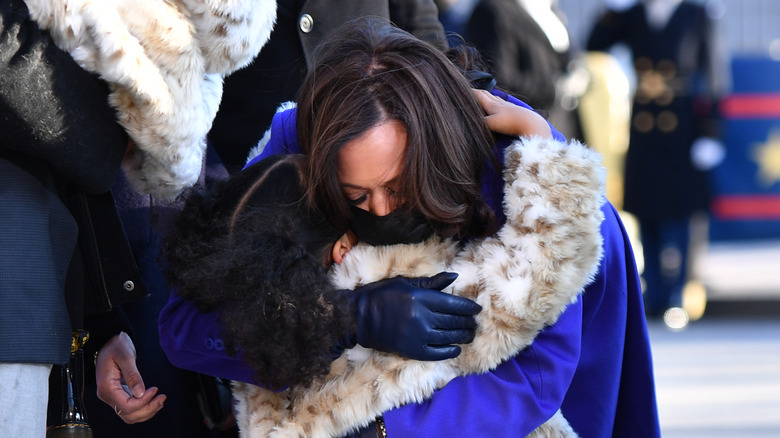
[341, 272, 481, 361]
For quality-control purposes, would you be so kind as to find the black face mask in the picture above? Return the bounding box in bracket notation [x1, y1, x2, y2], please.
[348, 205, 434, 246]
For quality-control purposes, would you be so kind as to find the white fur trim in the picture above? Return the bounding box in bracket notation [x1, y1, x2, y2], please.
[24, 0, 277, 198]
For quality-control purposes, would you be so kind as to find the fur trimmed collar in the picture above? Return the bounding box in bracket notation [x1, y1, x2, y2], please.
[24, 0, 277, 198]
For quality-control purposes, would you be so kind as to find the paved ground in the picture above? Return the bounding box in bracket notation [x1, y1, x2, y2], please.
[649, 316, 780, 437]
[698, 240, 780, 302]
[647, 239, 780, 437]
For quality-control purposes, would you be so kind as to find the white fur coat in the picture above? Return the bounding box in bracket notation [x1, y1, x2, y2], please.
[24, 0, 277, 198]
[233, 135, 607, 438]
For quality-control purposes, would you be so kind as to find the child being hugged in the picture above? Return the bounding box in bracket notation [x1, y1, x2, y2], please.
[163, 154, 355, 391]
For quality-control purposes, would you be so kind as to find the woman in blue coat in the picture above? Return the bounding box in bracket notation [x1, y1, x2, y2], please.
[160, 18, 660, 437]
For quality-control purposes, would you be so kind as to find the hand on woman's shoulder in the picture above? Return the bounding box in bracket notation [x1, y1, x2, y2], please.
[473, 89, 552, 139]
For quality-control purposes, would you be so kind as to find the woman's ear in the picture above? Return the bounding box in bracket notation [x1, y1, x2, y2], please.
[331, 229, 358, 265]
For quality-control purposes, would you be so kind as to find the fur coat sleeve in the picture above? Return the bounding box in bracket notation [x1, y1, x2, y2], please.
[232, 135, 607, 438]
[23, 0, 277, 199]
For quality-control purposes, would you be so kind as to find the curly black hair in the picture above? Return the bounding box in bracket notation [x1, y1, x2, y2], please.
[163, 155, 354, 389]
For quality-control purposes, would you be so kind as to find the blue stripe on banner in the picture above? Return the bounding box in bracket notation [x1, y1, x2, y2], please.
[731, 58, 780, 94]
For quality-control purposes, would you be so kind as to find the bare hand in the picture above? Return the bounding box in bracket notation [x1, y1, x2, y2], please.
[95, 332, 166, 424]
[473, 89, 553, 139]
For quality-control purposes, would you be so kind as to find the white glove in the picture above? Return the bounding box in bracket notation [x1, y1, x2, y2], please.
[691, 137, 726, 171]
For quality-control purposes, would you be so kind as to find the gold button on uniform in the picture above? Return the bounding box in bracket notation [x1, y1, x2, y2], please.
[656, 89, 674, 106]
[633, 111, 654, 133]
[657, 59, 677, 78]
[657, 111, 679, 133]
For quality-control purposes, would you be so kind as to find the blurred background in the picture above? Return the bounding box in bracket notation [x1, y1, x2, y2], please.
[542, 0, 780, 435]
[439, 0, 780, 435]
[559, 1, 780, 436]
[556, 0, 780, 317]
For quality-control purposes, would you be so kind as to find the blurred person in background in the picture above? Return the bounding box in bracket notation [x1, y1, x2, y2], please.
[208, 0, 448, 174]
[459, 0, 586, 140]
[587, 0, 730, 323]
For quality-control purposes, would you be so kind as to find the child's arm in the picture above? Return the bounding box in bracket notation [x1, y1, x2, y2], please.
[473, 89, 553, 139]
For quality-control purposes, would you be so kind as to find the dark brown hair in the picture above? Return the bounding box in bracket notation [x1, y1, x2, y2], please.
[296, 17, 498, 239]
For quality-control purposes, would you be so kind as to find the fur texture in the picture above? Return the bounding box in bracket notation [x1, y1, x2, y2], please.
[24, 0, 277, 198]
[233, 136, 606, 438]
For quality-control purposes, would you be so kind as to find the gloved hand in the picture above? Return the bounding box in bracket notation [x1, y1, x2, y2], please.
[343, 272, 482, 361]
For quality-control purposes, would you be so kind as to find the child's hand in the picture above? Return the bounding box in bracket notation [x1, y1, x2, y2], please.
[473, 89, 552, 139]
